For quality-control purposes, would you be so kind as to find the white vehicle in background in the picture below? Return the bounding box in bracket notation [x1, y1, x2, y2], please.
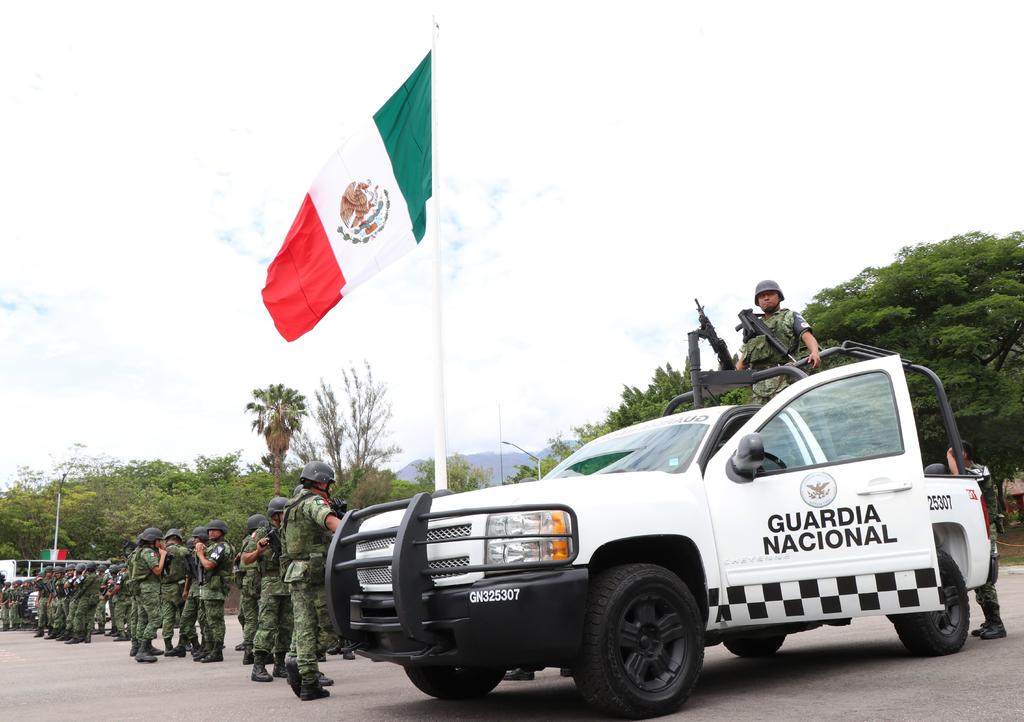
[326, 344, 993, 718]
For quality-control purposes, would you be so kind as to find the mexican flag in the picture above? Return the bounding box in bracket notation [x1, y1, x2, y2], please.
[262, 52, 432, 342]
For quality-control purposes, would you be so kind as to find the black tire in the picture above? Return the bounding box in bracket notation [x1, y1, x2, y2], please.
[573, 563, 704, 719]
[404, 665, 505, 700]
[890, 550, 969, 656]
[723, 634, 786, 657]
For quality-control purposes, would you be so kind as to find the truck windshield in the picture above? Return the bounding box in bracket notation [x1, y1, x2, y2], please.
[547, 422, 708, 477]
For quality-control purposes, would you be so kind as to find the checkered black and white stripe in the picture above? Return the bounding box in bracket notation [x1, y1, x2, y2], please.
[707, 568, 940, 627]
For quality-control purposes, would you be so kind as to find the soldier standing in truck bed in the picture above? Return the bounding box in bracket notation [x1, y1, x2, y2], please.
[736, 279, 821, 404]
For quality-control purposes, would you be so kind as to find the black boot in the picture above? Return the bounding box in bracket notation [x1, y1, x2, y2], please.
[971, 620, 991, 637]
[34, 629, 45, 638]
[130, 641, 139, 657]
[166, 641, 187, 657]
[273, 652, 288, 678]
[242, 644, 253, 665]
[251, 651, 273, 682]
[64, 636, 83, 644]
[979, 617, 1007, 640]
[285, 657, 302, 698]
[136, 640, 158, 663]
[234, 642, 246, 651]
[317, 671, 334, 687]
[192, 642, 208, 661]
[83, 632, 91, 644]
[300, 678, 330, 701]
[201, 646, 224, 663]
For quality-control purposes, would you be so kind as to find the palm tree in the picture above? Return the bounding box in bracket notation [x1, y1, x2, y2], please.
[246, 384, 307, 496]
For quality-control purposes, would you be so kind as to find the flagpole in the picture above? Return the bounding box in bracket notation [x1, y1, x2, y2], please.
[431, 17, 449, 491]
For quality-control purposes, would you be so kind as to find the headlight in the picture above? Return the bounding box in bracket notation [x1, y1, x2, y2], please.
[485, 510, 573, 565]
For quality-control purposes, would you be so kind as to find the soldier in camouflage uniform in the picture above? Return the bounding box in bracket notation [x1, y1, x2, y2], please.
[179, 527, 210, 658]
[159, 529, 189, 656]
[247, 496, 293, 682]
[0, 581, 10, 630]
[134, 527, 168, 663]
[736, 279, 821, 404]
[238, 514, 267, 665]
[92, 564, 109, 635]
[948, 441, 1007, 640]
[195, 518, 235, 663]
[282, 461, 343, 701]
[46, 567, 66, 638]
[34, 568, 52, 636]
[67, 562, 103, 644]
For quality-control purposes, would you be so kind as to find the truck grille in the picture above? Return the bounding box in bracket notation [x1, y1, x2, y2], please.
[356, 523, 472, 553]
[357, 556, 471, 586]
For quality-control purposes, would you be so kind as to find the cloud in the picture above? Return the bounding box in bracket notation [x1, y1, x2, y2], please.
[2, 1, 1023, 484]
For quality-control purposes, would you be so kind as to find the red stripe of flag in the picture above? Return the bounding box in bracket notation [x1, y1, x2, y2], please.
[261, 194, 346, 341]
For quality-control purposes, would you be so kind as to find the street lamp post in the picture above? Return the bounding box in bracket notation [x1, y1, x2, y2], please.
[52, 470, 69, 558]
[501, 441, 542, 481]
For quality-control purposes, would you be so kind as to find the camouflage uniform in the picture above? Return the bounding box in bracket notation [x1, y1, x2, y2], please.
[740, 307, 812, 404]
[970, 463, 1003, 625]
[179, 533, 210, 656]
[47, 571, 67, 637]
[252, 525, 293, 666]
[198, 531, 235, 657]
[35, 571, 51, 635]
[282, 491, 335, 685]
[70, 566, 103, 642]
[159, 541, 189, 652]
[238, 532, 262, 652]
[135, 546, 163, 643]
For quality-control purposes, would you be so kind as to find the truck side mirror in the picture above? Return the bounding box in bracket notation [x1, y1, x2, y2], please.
[728, 433, 765, 483]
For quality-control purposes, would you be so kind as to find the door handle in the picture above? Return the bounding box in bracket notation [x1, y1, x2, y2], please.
[857, 477, 912, 495]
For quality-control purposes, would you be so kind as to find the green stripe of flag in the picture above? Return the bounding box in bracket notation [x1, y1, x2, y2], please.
[373, 52, 432, 243]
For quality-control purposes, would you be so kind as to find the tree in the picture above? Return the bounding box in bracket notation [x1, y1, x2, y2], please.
[805, 231, 1024, 482]
[312, 378, 346, 479]
[245, 384, 307, 496]
[342, 361, 400, 477]
[414, 454, 490, 493]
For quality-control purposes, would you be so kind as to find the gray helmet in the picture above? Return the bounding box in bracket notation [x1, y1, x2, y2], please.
[164, 528, 183, 541]
[191, 526, 209, 542]
[140, 527, 164, 542]
[97, 564, 108, 572]
[300, 460, 335, 487]
[246, 514, 268, 532]
[206, 519, 228, 533]
[754, 279, 784, 304]
[267, 496, 288, 516]
[85, 562, 98, 572]
[76, 562, 87, 572]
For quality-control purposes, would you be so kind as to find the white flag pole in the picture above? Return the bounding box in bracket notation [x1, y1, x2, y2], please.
[431, 17, 449, 491]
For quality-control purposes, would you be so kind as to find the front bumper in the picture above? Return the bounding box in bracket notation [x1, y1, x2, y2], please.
[326, 492, 584, 667]
[349, 568, 588, 667]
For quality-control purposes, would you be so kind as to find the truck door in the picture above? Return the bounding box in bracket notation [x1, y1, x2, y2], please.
[703, 355, 942, 627]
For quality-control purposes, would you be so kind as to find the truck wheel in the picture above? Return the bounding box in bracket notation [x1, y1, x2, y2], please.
[574, 563, 703, 719]
[890, 550, 969, 656]
[723, 634, 786, 657]
[404, 665, 505, 699]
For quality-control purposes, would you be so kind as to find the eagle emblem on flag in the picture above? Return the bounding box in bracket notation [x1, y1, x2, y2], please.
[338, 179, 391, 244]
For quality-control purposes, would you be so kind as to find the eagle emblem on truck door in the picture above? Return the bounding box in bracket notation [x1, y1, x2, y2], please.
[800, 472, 838, 508]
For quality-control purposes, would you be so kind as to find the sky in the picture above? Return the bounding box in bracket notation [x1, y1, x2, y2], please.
[2, 1, 1022, 485]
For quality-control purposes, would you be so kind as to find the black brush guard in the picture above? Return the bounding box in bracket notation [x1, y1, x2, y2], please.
[325, 491, 581, 659]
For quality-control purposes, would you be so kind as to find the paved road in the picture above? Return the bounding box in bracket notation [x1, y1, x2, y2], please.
[3, 571, 1022, 721]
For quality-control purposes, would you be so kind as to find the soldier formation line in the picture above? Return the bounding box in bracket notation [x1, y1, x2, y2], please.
[0, 461, 353, 703]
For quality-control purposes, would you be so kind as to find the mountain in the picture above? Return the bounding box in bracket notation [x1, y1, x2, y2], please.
[395, 447, 555, 486]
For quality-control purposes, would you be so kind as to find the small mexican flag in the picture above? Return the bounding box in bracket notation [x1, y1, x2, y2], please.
[262, 52, 432, 342]
[39, 548, 68, 560]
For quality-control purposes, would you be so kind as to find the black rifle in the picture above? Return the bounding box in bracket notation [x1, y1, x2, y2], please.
[264, 526, 282, 560]
[736, 308, 797, 363]
[695, 299, 736, 371]
[329, 497, 348, 518]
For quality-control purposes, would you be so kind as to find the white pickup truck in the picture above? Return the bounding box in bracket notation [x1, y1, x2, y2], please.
[326, 349, 994, 719]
